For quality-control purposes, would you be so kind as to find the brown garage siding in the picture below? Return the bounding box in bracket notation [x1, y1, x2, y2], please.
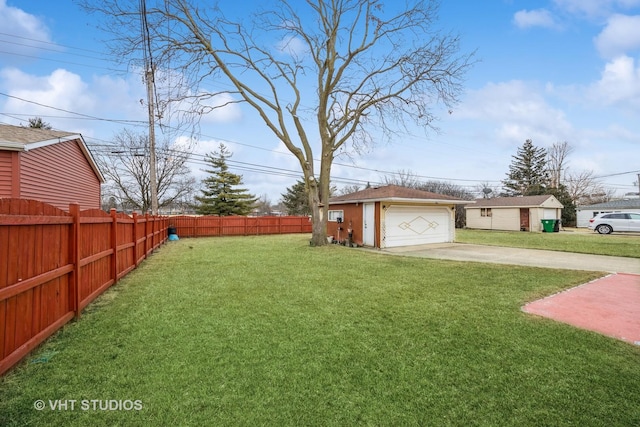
[326, 203, 364, 245]
[20, 140, 101, 210]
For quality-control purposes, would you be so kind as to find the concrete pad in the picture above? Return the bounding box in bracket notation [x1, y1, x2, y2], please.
[522, 274, 640, 345]
[379, 243, 640, 274]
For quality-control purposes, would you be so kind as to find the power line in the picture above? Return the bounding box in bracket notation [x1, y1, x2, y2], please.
[2, 91, 635, 193]
[0, 92, 146, 125]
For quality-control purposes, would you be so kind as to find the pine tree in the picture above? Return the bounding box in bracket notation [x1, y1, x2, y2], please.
[502, 139, 550, 196]
[195, 144, 257, 216]
[26, 117, 52, 129]
[281, 179, 311, 215]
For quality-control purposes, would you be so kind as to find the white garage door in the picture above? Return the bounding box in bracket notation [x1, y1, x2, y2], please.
[383, 206, 452, 248]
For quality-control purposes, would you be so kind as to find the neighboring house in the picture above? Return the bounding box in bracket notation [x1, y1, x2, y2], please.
[327, 185, 469, 248]
[0, 124, 104, 211]
[576, 199, 640, 228]
[465, 195, 563, 232]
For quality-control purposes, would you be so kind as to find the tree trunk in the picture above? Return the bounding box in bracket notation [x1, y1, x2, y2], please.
[307, 178, 328, 246]
[306, 152, 332, 246]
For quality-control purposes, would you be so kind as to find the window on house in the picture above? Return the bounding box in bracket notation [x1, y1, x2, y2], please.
[328, 210, 344, 222]
[481, 208, 492, 217]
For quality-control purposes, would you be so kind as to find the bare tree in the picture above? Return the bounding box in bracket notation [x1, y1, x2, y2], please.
[565, 170, 611, 205]
[254, 194, 279, 216]
[97, 129, 196, 213]
[547, 141, 573, 189]
[382, 169, 422, 188]
[82, 0, 475, 245]
[382, 170, 474, 227]
[475, 181, 500, 198]
[337, 184, 362, 196]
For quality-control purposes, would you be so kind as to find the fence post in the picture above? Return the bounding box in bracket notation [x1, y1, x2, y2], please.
[145, 213, 150, 258]
[110, 209, 118, 284]
[132, 212, 139, 266]
[69, 203, 81, 319]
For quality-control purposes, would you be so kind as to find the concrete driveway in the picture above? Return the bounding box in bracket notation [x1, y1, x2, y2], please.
[378, 243, 640, 274]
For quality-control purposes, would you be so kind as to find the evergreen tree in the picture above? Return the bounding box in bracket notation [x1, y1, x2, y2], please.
[195, 144, 257, 216]
[502, 139, 550, 196]
[26, 117, 52, 129]
[281, 179, 311, 216]
[547, 184, 576, 227]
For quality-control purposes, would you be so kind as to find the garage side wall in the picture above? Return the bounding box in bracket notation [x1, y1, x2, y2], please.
[20, 140, 101, 211]
[530, 208, 543, 232]
[466, 207, 521, 231]
[326, 202, 363, 244]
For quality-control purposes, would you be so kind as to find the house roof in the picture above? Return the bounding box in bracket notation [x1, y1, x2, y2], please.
[0, 124, 104, 182]
[467, 195, 562, 208]
[577, 199, 640, 210]
[329, 184, 469, 204]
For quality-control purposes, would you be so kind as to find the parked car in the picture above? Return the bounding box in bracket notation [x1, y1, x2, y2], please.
[588, 212, 640, 234]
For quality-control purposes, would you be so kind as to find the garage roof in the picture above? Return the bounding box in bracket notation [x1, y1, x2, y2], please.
[329, 184, 469, 204]
[0, 124, 104, 183]
[468, 195, 562, 208]
[576, 199, 640, 210]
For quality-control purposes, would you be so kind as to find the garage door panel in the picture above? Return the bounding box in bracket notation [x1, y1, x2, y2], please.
[384, 206, 451, 247]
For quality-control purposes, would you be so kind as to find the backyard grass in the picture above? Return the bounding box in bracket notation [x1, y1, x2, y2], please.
[456, 228, 640, 258]
[1, 234, 639, 426]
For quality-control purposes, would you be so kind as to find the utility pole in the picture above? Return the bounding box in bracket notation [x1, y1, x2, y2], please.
[140, 0, 158, 215]
[145, 67, 159, 215]
[637, 173, 640, 197]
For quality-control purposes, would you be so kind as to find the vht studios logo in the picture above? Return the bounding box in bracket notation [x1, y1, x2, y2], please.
[34, 399, 143, 411]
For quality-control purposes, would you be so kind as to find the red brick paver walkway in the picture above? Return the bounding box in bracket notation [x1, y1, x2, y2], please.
[522, 273, 640, 345]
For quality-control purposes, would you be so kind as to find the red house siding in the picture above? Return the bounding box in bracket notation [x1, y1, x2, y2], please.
[19, 140, 101, 211]
[0, 151, 14, 197]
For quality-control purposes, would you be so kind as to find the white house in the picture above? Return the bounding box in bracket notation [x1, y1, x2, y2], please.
[576, 199, 640, 228]
[465, 195, 563, 232]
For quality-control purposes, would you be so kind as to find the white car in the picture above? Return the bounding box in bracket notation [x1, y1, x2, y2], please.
[588, 212, 640, 234]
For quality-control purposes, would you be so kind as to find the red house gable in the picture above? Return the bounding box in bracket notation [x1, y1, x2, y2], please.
[0, 125, 104, 211]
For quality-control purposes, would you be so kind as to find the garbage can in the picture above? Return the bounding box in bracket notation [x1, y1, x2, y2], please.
[168, 226, 177, 236]
[553, 219, 561, 232]
[541, 219, 555, 233]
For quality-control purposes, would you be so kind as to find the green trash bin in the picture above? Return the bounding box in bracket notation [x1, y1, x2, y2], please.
[541, 219, 555, 232]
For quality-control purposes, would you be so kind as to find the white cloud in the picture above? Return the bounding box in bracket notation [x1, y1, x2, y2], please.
[594, 14, 640, 58]
[0, 0, 52, 60]
[513, 9, 560, 30]
[1, 67, 92, 116]
[275, 36, 308, 58]
[455, 80, 573, 147]
[196, 93, 243, 123]
[587, 55, 640, 108]
[553, 0, 640, 19]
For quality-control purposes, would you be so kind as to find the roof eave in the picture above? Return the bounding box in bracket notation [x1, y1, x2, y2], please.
[0, 141, 27, 151]
[331, 197, 473, 205]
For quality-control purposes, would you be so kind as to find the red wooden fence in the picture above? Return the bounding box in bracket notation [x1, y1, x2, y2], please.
[0, 199, 168, 376]
[1, 203, 311, 376]
[169, 215, 312, 237]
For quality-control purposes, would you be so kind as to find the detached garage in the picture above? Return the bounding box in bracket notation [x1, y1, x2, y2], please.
[465, 195, 563, 232]
[326, 185, 468, 248]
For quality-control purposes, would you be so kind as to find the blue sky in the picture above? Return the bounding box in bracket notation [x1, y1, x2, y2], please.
[1, 0, 639, 203]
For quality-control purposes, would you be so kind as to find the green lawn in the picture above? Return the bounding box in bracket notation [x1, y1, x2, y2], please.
[456, 228, 640, 258]
[1, 235, 639, 426]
